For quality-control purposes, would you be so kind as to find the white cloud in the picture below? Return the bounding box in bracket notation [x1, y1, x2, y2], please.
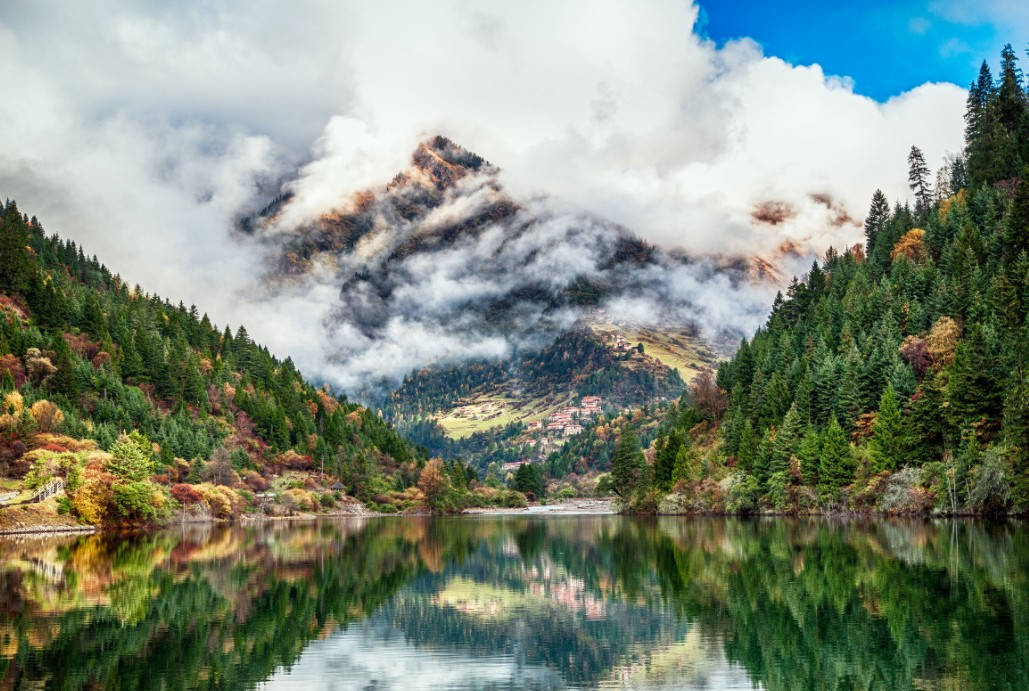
[0, 0, 969, 392]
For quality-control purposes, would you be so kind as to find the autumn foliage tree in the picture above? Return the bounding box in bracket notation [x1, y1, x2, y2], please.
[418, 458, 450, 511]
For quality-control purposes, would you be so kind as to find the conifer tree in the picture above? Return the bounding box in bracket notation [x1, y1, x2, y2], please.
[611, 431, 646, 499]
[796, 425, 821, 486]
[908, 146, 933, 217]
[0, 210, 32, 295]
[763, 371, 790, 426]
[947, 325, 1004, 426]
[1003, 170, 1029, 264]
[736, 419, 759, 472]
[653, 429, 682, 490]
[48, 335, 79, 400]
[864, 190, 890, 256]
[965, 61, 994, 147]
[108, 432, 155, 482]
[818, 418, 854, 505]
[870, 384, 906, 472]
[813, 354, 838, 425]
[836, 350, 863, 429]
[770, 403, 801, 477]
[671, 443, 701, 485]
[997, 44, 1025, 132]
[754, 430, 773, 486]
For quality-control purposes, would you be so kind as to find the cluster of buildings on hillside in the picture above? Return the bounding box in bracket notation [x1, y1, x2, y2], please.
[498, 397, 606, 474]
[524, 396, 603, 439]
[604, 333, 635, 352]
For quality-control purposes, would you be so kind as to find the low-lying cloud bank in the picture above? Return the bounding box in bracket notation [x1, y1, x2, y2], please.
[250, 146, 777, 391]
[0, 1, 967, 393]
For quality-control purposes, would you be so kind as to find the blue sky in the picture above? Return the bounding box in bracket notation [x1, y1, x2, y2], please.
[698, 0, 1024, 100]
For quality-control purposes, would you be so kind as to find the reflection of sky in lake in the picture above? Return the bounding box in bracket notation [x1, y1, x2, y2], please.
[262, 616, 757, 690]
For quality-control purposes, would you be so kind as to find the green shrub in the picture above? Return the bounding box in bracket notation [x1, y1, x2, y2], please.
[765, 471, 789, 511]
[113, 481, 173, 522]
[501, 490, 528, 508]
[968, 449, 1011, 515]
[56, 495, 72, 515]
[726, 473, 760, 514]
[554, 484, 578, 499]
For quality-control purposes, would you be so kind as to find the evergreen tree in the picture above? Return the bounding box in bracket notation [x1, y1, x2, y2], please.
[81, 292, 107, 341]
[108, 432, 155, 482]
[769, 403, 801, 477]
[736, 419, 759, 472]
[671, 444, 701, 485]
[889, 360, 917, 400]
[1003, 368, 1029, 509]
[949, 154, 968, 192]
[947, 325, 1004, 426]
[610, 431, 646, 499]
[870, 384, 906, 472]
[1003, 170, 1029, 264]
[653, 430, 682, 490]
[514, 462, 545, 498]
[763, 371, 790, 426]
[0, 209, 33, 295]
[965, 61, 994, 148]
[754, 430, 774, 486]
[908, 146, 933, 217]
[836, 350, 863, 429]
[48, 335, 80, 400]
[864, 189, 890, 256]
[796, 425, 821, 486]
[817, 418, 854, 505]
[997, 44, 1025, 132]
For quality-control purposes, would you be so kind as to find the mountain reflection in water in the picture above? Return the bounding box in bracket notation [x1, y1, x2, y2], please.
[0, 516, 1026, 690]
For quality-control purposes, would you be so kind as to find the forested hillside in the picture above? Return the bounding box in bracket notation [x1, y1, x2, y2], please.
[0, 202, 433, 525]
[620, 45, 1029, 515]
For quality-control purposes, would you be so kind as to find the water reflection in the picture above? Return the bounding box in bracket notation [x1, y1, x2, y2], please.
[0, 517, 1026, 689]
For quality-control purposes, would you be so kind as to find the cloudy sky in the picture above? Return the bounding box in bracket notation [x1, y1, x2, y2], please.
[0, 0, 1020, 388]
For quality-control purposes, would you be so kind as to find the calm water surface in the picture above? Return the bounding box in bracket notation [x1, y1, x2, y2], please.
[0, 516, 1026, 690]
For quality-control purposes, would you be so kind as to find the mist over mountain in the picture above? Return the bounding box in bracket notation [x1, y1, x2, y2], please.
[243, 137, 778, 395]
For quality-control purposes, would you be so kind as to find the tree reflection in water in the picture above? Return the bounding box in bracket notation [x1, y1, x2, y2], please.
[0, 516, 1025, 689]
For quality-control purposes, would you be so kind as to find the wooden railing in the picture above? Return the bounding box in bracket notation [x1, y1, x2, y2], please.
[30, 477, 65, 503]
[0, 477, 67, 507]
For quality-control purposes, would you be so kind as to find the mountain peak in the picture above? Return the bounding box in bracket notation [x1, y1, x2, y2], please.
[388, 136, 496, 193]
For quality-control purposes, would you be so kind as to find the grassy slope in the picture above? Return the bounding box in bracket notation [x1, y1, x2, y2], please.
[435, 390, 575, 438]
[593, 325, 722, 382]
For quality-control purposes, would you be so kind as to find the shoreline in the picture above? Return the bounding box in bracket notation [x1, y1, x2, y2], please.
[0, 524, 97, 537]
[464, 498, 616, 516]
[4, 499, 1024, 538]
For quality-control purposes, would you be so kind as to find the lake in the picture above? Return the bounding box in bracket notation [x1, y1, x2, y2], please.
[0, 516, 1026, 689]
